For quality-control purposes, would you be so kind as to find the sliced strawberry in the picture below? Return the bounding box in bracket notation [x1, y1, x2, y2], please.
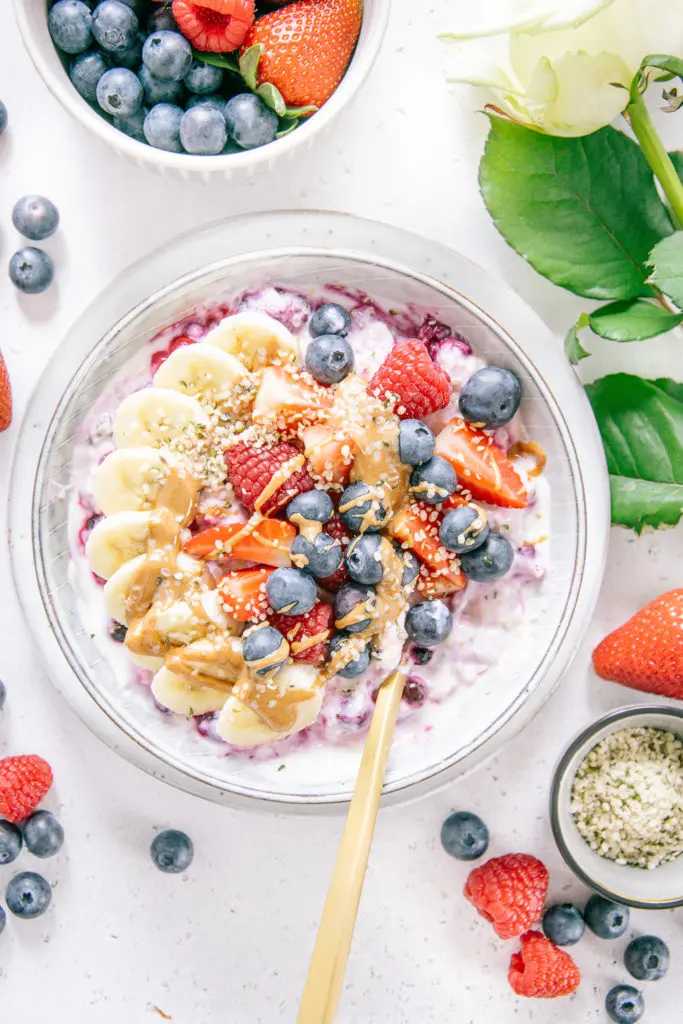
[184, 518, 295, 566]
[390, 504, 455, 576]
[253, 366, 332, 430]
[218, 567, 273, 623]
[435, 417, 528, 509]
[441, 492, 468, 511]
[300, 423, 354, 487]
[416, 565, 466, 598]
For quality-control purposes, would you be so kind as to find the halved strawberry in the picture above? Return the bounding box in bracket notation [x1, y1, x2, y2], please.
[217, 566, 273, 622]
[441, 492, 468, 511]
[300, 423, 354, 486]
[184, 518, 295, 565]
[253, 366, 332, 429]
[435, 417, 528, 509]
[389, 503, 465, 591]
[416, 565, 466, 598]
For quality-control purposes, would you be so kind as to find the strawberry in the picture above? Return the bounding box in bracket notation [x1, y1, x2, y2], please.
[240, 0, 362, 110]
[253, 366, 332, 430]
[593, 589, 683, 699]
[0, 755, 53, 823]
[184, 518, 295, 565]
[464, 853, 548, 940]
[0, 353, 12, 432]
[300, 423, 354, 487]
[225, 440, 315, 514]
[416, 563, 466, 598]
[318, 514, 352, 591]
[389, 503, 465, 586]
[508, 931, 580, 998]
[435, 417, 528, 509]
[172, 0, 254, 51]
[271, 601, 334, 664]
[218, 566, 273, 622]
[367, 339, 452, 421]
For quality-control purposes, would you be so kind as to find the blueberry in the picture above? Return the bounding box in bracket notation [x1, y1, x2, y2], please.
[179, 105, 227, 155]
[143, 102, 183, 152]
[9, 248, 54, 294]
[96, 67, 142, 116]
[624, 936, 669, 981]
[138, 64, 184, 105]
[286, 489, 334, 526]
[0, 100, 7, 135]
[0, 679, 6, 709]
[116, 30, 144, 69]
[411, 646, 432, 666]
[345, 534, 383, 585]
[23, 811, 64, 859]
[541, 904, 585, 946]
[309, 303, 351, 338]
[440, 503, 489, 555]
[605, 985, 644, 1024]
[147, 5, 178, 32]
[291, 532, 342, 580]
[242, 624, 289, 678]
[459, 531, 514, 583]
[142, 30, 192, 82]
[91, 0, 139, 53]
[48, 0, 93, 54]
[398, 419, 435, 466]
[12, 196, 60, 243]
[150, 829, 193, 873]
[333, 582, 376, 633]
[69, 49, 111, 103]
[266, 568, 317, 616]
[224, 93, 278, 149]
[398, 547, 419, 586]
[186, 94, 226, 116]
[0, 906, 5, 935]
[6, 871, 52, 918]
[305, 334, 354, 385]
[405, 600, 452, 647]
[409, 456, 457, 505]
[114, 106, 148, 141]
[339, 482, 389, 534]
[184, 59, 224, 95]
[440, 811, 489, 861]
[584, 894, 629, 939]
[0, 821, 22, 865]
[459, 366, 522, 428]
[329, 635, 371, 678]
[109, 619, 128, 642]
[402, 677, 425, 705]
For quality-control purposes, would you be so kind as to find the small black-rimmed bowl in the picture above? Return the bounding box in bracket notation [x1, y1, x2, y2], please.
[551, 705, 683, 910]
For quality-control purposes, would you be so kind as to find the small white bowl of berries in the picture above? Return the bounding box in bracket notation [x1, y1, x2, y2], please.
[16, 0, 390, 178]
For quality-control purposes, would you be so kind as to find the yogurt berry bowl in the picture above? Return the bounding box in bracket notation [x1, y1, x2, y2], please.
[551, 705, 683, 909]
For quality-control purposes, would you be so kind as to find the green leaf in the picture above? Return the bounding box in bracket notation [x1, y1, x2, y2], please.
[479, 118, 674, 300]
[588, 299, 682, 341]
[586, 373, 683, 531]
[256, 82, 287, 117]
[275, 116, 300, 138]
[191, 49, 239, 73]
[671, 152, 683, 184]
[239, 44, 262, 91]
[641, 54, 683, 80]
[564, 313, 591, 364]
[284, 103, 318, 119]
[648, 232, 683, 306]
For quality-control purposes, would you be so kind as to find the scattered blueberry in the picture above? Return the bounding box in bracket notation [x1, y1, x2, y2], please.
[584, 894, 629, 939]
[402, 677, 425, 705]
[9, 248, 54, 294]
[116, 29, 144, 69]
[291, 532, 342, 579]
[186, 94, 225, 116]
[339, 482, 389, 533]
[142, 30, 192, 82]
[333, 582, 376, 633]
[266, 568, 317, 616]
[0, 906, 5, 935]
[345, 534, 384, 585]
[605, 985, 644, 1024]
[108, 619, 128, 642]
[0, 679, 5, 709]
[179, 105, 227, 156]
[405, 600, 452, 647]
[12, 196, 60, 242]
[6, 871, 52, 918]
[113, 106, 147, 141]
[48, 0, 93, 54]
[143, 102, 183, 152]
[309, 303, 351, 338]
[329, 635, 371, 678]
[224, 93, 278, 149]
[97, 66, 142, 116]
[0, 100, 7, 135]
[411, 646, 432, 666]
[23, 811, 65, 859]
[459, 532, 514, 583]
[440, 503, 489, 555]
[397, 546, 419, 586]
[150, 829, 193, 873]
[91, 0, 138, 53]
[305, 334, 354, 385]
[440, 811, 489, 860]
[69, 49, 111, 102]
[542, 903, 585, 946]
[184, 59, 224, 95]
[624, 936, 669, 981]
[286, 489, 334, 525]
[409, 456, 457, 504]
[138, 63, 184, 105]
[459, 365, 522, 428]
[398, 419, 435, 466]
[242, 625, 289, 678]
[0, 821, 23, 865]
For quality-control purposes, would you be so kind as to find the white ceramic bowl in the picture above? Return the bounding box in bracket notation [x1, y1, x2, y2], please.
[551, 705, 683, 909]
[9, 211, 610, 810]
[14, 0, 390, 180]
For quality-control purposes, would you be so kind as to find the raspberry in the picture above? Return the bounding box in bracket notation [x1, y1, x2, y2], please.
[270, 602, 334, 665]
[172, 0, 254, 51]
[318, 514, 352, 591]
[0, 755, 53, 823]
[150, 335, 193, 373]
[368, 339, 451, 420]
[226, 440, 315, 515]
[464, 853, 548, 939]
[508, 931, 581, 998]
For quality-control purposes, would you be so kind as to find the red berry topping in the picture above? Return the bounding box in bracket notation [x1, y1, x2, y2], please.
[508, 931, 581, 998]
[150, 335, 193, 373]
[318, 514, 352, 591]
[0, 352, 12, 433]
[0, 755, 53, 823]
[271, 601, 334, 664]
[172, 0, 254, 52]
[225, 440, 315, 515]
[464, 853, 548, 939]
[367, 339, 451, 420]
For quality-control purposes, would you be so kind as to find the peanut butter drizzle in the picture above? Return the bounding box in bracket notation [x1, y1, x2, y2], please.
[254, 454, 306, 511]
[289, 512, 323, 544]
[233, 666, 314, 733]
[507, 440, 547, 478]
[165, 635, 244, 691]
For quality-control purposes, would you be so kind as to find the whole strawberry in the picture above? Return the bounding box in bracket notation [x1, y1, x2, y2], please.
[0, 352, 12, 432]
[0, 755, 53, 823]
[593, 589, 683, 699]
[464, 853, 548, 939]
[240, 0, 362, 110]
[508, 931, 580, 998]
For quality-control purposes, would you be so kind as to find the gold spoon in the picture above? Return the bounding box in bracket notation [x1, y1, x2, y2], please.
[297, 660, 409, 1024]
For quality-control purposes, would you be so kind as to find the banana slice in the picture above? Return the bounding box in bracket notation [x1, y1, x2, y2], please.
[203, 312, 300, 371]
[104, 552, 204, 626]
[129, 651, 165, 672]
[153, 344, 246, 401]
[216, 664, 322, 747]
[85, 510, 155, 580]
[113, 388, 209, 449]
[92, 447, 183, 516]
[151, 667, 228, 716]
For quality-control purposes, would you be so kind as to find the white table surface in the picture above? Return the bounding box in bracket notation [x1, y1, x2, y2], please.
[1, 2, 682, 1021]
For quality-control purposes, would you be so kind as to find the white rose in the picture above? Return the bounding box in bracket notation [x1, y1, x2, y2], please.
[441, 0, 682, 136]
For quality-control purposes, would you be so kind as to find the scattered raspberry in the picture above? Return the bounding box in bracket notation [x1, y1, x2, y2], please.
[172, 0, 254, 51]
[150, 335, 193, 373]
[0, 755, 53, 823]
[318, 514, 352, 591]
[367, 339, 451, 420]
[0, 352, 13, 432]
[464, 853, 548, 939]
[271, 602, 334, 664]
[508, 931, 580, 998]
[225, 440, 315, 514]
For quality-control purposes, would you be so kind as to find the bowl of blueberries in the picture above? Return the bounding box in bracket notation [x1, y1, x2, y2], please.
[16, 0, 390, 178]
